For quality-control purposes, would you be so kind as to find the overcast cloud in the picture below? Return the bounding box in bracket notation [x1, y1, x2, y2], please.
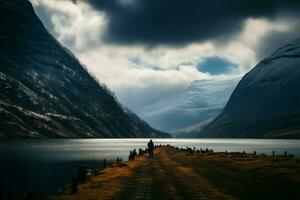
[82, 0, 300, 46]
[30, 0, 300, 112]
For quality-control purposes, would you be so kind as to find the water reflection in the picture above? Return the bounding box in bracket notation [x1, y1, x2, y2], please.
[0, 138, 299, 198]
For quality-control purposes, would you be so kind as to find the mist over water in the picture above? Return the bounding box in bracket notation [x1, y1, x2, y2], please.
[0, 138, 299, 197]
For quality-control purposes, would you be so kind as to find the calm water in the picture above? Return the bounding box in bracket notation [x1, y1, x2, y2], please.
[0, 138, 299, 197]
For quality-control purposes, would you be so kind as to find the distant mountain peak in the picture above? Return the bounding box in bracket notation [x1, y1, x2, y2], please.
[198, 38, 300, 139]
[138, 78, 240, 132]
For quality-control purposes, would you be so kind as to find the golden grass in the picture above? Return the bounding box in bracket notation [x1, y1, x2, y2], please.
[52, 156, 147, 200]
[52, 146, 300, 200]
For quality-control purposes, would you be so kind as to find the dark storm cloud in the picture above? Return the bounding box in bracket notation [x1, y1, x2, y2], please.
[77, 0, 300, 46]
[255, 20, 300, 60]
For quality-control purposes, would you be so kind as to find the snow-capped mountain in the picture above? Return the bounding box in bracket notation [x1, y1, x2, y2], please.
[138, 78, 240, 132]
[0, 0, 169, 138]
[198, 38, 300, 138]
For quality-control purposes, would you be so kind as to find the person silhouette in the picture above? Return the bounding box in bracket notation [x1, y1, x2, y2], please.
[147, 140, 154, 158]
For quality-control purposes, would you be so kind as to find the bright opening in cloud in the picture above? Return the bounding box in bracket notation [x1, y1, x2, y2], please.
[30, 0, 300, 113]
[197, 57, 238, 75]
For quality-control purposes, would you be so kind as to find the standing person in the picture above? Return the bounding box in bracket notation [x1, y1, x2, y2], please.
[147, 140, 154, 158]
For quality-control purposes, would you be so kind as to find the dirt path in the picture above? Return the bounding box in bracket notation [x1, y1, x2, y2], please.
[53, 146, 300, 200]
[116, 147, 236, 200]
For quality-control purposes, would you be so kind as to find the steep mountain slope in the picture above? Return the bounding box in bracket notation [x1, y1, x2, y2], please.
[138, 78, 239, 132]
[199, 38, 300, 138]
[0, 0, 169, 138]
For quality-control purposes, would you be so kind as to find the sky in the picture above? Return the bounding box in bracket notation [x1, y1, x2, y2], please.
[30, 0, 300, 112]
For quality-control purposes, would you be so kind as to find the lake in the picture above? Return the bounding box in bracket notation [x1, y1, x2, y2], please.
[0, 138, 299, 198]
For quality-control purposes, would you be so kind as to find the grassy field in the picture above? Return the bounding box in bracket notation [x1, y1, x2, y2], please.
[52, 146, 300, 200]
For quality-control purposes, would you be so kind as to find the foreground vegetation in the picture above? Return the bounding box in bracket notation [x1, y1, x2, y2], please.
[52, 146, 300, 200]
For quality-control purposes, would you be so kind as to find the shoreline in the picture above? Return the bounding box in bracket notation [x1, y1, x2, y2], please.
[51, 145, 300, 200]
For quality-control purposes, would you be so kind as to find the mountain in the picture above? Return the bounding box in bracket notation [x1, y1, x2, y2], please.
[138, 78, 240, 132]
[0, 0, 169, 138]
[171, 117, 215, 138]
[198, 38, 300, 138]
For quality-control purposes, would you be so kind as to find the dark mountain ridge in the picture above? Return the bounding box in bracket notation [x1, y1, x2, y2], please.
[198, 38, 300, 138]
[0, 0, 169, 138]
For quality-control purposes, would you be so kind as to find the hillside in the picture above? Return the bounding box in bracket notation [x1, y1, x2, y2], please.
[138, 78, 239, 132]
[198, 38, 300, 138]
[0, 0, 169, 138]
